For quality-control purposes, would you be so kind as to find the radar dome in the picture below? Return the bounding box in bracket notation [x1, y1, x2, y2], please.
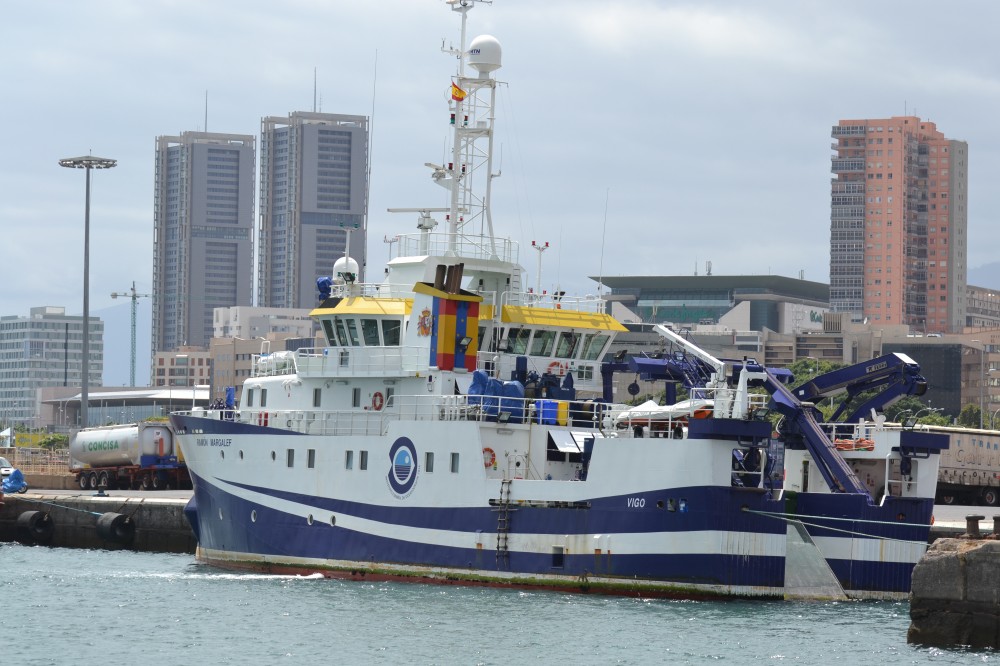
[333, 256, 360, 281]
[468, 35, 502, 76]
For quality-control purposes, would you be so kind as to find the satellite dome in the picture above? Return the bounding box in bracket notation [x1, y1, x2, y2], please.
[333, 256, 360, 281]
[468, 35, 502, 76]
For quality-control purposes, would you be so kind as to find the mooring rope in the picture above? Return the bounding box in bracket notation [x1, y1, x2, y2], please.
[12, 496, 104, 517]
[743, 507, 929, 546]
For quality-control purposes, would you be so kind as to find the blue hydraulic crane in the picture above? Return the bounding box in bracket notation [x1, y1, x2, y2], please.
[791, 352, 927, 424]
[760, 352, 932, 498]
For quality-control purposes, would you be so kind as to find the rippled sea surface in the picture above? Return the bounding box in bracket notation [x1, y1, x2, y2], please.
[0, 543, 993, 665]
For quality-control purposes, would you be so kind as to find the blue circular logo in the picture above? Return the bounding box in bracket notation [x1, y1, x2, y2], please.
[387, 437, 417, 497]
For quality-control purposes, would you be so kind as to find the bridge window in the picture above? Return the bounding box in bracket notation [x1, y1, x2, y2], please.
[450, 452, 460, 473]
[507, 328, 531, 354]
[260, 389, 268, 407]
[425, 451, 435, 473]
[334, 318, 349, 346]
[246, 389, 254, 407]
[529, 330, 555, 356]
[382, 319, 401, 345]
[322, 319, 336, 346]
[352, 387, 361, 407]
[313, 388, 322, 407]
[554, 332, 580, 359]
[286, 449, 294, 468]
[345, 450, 353, 469]
[359, 450, 368, 471]
[361, 319, 380, 346]
[345, 319, 360, 346]
[581, 334, 610, 361]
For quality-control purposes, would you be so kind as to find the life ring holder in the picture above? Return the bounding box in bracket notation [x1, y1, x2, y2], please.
[483, 447, 496, 468]
[372, 392, 385, 411]
[547, 361, 568, 376]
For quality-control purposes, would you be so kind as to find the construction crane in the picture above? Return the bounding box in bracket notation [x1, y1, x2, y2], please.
[111, 281, 151, 386]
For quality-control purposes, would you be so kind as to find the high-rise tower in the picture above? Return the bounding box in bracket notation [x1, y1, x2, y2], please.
[258, 112, 369, 310]
[152, 131, 256, 353]
[830, 116, 968, 333]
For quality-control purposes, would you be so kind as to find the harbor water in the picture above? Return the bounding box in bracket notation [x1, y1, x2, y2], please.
[1, 543, 991, 664]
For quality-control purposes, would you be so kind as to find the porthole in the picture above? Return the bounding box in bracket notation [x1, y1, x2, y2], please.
[271, 451, 276, 461]
[307, 514, 314, 525]
[220, 450, 225, 459]
[330, 515, 337, 527]
[251, 510, 257, 523]
[239, 450, 244, 460]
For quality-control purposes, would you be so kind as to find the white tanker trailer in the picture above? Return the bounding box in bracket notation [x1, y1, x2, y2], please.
[70, 421, 189, 491]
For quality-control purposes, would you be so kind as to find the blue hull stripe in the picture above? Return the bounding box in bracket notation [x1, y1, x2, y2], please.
[794, 494, 934, 542]
[211, 476, 789, 536]
[187, 476, 786, 588]
[170, 414, 305, 436]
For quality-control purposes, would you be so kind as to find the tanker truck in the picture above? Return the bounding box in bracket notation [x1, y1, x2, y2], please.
[70, 421, 189, 491]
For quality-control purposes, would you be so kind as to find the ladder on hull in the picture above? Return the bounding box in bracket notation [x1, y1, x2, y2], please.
[496, 478, 513, 568]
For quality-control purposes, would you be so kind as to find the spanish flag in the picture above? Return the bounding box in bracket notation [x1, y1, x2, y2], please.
[451, 82, 467, 101]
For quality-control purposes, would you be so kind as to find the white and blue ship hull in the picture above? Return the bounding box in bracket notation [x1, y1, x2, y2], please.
[173, 413, 936, 599]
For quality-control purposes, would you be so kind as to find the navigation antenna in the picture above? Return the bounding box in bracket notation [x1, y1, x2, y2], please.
[441, 0, 501, 257]
[110, 281, 151, 387]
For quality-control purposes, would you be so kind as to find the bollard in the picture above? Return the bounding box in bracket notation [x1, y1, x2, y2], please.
[965, 514, 985, 539]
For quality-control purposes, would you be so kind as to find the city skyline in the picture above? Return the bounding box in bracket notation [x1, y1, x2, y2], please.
[8, 1, 1000, 348]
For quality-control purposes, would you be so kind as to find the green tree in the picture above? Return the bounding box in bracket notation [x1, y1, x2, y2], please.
[36, 434, 68, 450]
[957, 403, 982, 428]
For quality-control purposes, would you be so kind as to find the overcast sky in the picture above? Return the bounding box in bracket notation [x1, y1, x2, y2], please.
[4, 0, 1000, 380]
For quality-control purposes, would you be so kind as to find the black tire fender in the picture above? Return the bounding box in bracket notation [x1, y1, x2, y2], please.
[96, 512, 135, 544]
[17, 511, 54, 544]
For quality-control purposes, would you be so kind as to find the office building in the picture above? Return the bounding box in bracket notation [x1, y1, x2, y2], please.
[830, 116, 968, 333]
[212, 305, 314, 340]
[152, 131, 256, 354]
[258, 112, 369, 310]
[596, 274, 828, 334]
[0, 306, 103, 427]
[151, 347, 212, 388]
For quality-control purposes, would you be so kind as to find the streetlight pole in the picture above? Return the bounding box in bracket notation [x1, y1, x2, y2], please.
[973, 340, 985, 429]
[59, 155, 117, 430]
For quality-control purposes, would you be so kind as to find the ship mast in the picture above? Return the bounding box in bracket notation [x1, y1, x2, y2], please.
[442, 0, 501, 259]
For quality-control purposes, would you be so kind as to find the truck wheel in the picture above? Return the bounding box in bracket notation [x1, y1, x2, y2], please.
[98, 471, 110, 489]
[152, 475, 164, 491]
[140, 475, 152, 491]
[88, 472, 99, 490]
[78, 475, 89, 490]
[939, 494, 956, 505]
[982, 488, 999, 507]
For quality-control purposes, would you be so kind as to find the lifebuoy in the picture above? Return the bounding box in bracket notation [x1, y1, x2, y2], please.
[547, 361, 568, 376]
[258, 411, 269, 427]
[483, 447, 496, 468]
[372, 392, 384, 411]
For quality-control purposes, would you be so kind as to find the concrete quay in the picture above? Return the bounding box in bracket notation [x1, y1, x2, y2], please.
[0, 491, 195, 553]
[909, 515, 1000, 649]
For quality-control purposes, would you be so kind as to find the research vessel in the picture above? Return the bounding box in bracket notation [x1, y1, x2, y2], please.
[172, 0, 947, 599]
